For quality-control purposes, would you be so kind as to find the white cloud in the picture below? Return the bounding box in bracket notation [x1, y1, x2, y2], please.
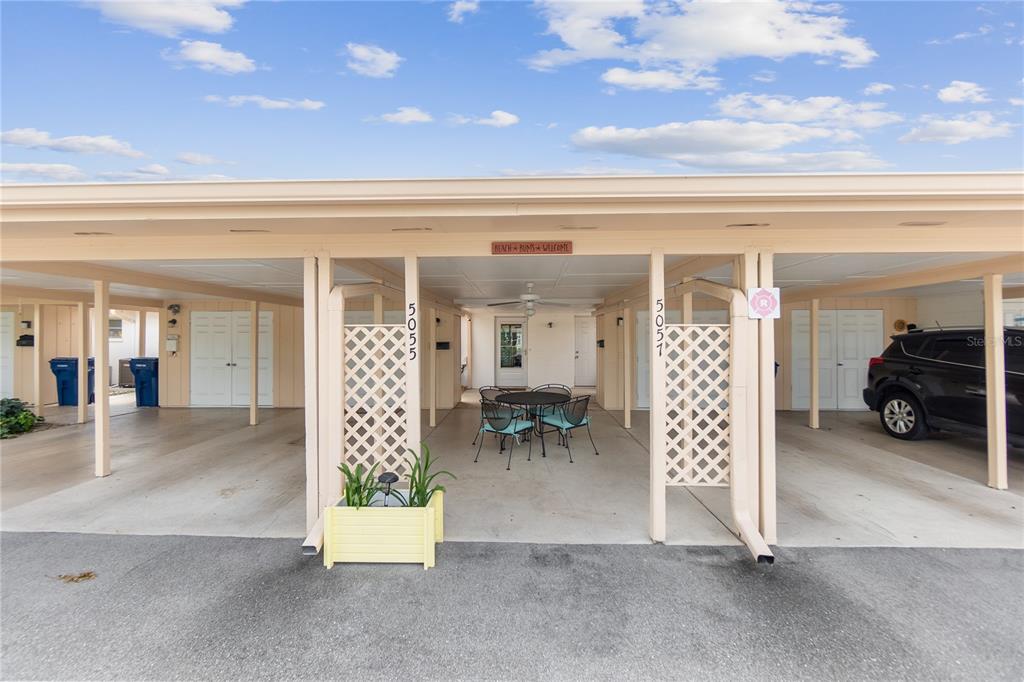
[345, 43, 402, 78]
[176, 151, 223, 165]
[570, 119, 887, 171]
[98, 164, 176, 181]
[863, 82, 894, 95]
[528, 0, 875, 90]
[165, 40, 255, 74]
[1, 127, 144, 157]
[500, 165, 658, 176]
[601, 67, 719, 92]
[84, 0, 245, 37]
[448, 0, 479, 23]
[899, 111, 1013, 144]
[450, 110, 520, 127]
[1010, 98, 1024, 106]
[937, 80, 991, 103]
[377, 107, 433, 124]
[716, 93, 903, 128]
[928, 24, 993, 44]
[0, 162, 86, 181]
[204, 95, 325, 110]
[752, 70, 777, 83]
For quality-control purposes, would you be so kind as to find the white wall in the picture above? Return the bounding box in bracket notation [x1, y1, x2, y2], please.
[916, 292, 1024, 328]
[467, 308, 584, 388]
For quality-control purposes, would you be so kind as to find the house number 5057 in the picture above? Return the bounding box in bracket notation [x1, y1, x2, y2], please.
[654, 298, 665, 357]
[407, 302, 418, 360]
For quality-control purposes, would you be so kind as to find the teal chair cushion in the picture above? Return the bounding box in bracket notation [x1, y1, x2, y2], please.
[540, 414, 589, 431]
[483, 418, 533, 435]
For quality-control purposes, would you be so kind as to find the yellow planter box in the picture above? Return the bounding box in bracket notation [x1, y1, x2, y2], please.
[324, 491, 444, 569]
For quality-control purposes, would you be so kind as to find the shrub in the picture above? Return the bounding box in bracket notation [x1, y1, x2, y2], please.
[0, 398, 41, 439]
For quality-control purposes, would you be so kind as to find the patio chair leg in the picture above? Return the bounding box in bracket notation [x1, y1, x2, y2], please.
[527, 429, 533, 462]
[507, 434, 517, 471]
[586, 422, 599, 455]
[472, 420, 481, 445]
[474, 433, 484, 463]
[563, 429, 574, 464]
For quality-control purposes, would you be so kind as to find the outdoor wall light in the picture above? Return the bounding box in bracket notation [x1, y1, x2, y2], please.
[378, 472, 399, 506]
[616, 317, 623, 326]
[547, 322, 554, 328]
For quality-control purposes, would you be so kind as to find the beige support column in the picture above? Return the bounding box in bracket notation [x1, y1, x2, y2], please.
[649, 249, 667, 543]
[405, 256, 422, 454]
[984, 273, 1008, 490]
[682, 278, 693, 324]
[76, 302, 88, 424]
[326, 286, 346, 505]
[157, 307, 168, 408]
[623, 307, 632, 429]
[316, 252, 332, 510]
[249, 300, 259, 426]
[428, 307, 437, 428]
[94, 281, 110, 477]
[302, 256, 320, 531]
[372, 293, 383, 324]
[137, 310, 147, 357]
[31, 304, 43, 416]
[809, 298, 820, 429]
[757, 251, 777, 544]
[466, 317, 473, 389]
[737, 251, 760, 531]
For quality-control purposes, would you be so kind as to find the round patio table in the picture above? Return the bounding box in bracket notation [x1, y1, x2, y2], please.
[494, 391, 570, 458]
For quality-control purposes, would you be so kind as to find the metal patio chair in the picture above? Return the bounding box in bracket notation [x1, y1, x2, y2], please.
[473, 386, 524, 444]
[528, 383, 572, 417]
[475, 399, 533, 470]
[540, 395, 598, 463]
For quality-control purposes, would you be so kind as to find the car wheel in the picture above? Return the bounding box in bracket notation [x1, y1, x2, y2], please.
[879, 392, 927, 440]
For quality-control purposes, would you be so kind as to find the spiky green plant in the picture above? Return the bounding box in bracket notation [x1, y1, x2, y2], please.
[404, 442, 455, 507]
[337, 461, 383, 508]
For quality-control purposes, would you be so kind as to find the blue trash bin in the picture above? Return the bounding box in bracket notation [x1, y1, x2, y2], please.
[48, 357, 95, 406]
[129, 357, 159, 407]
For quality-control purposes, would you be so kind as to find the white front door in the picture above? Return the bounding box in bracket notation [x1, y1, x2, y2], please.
[190, 310, 273, 406]
[495, 317, 527, 387]
[792, 309, 882, 411]
[635, 308, 683, 409]
[0, 312, 14, 399]
[574, 316, 597, 386]
[836, 309, 884, 409]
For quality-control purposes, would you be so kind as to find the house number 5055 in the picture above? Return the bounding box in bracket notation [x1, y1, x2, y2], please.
[407, 302, 418, 360]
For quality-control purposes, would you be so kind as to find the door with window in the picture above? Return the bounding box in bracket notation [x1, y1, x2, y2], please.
[190, 310, 273, 406]
[792, 309, 883, 410]
[495, 317, 527, 387]
[574, 316, 597, 386]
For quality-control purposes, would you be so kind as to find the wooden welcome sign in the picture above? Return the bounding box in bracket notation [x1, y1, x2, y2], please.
[491, 241, 573, 255]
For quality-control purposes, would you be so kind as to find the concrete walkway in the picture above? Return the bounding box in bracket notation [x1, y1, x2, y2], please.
[2, 532, 1021, 681]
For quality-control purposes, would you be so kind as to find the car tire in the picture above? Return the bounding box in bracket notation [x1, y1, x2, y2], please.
[879, 392, 927, 440]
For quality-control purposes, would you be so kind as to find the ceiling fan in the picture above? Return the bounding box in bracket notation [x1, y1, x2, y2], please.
[487, 282, 570, 316]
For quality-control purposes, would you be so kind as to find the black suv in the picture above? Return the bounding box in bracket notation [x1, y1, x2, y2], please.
[863, 328, 1023, 444]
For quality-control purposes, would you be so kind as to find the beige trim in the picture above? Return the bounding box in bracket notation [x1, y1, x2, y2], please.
[316, 253, 332, 511]
[326, 286, 345, 506]
[31, 304, 42, 415]
[785, 254, 1024, 303]
[2, 261, 300, 307]
[737, 251, 760, 532]
[405, 256, 421, 452]
[649, 250, 666, 543]
[622, 307, 632, 429]
[94, 280, 110, 477]
[984, 274, 1008, 489]
[137, 310, 147, 357]
[249, 301, 259, 426]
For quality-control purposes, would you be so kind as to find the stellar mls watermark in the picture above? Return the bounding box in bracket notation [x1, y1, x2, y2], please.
[966, 335, 1023, 347]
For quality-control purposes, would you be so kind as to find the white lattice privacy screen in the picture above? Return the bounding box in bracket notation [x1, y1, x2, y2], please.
[343, 325, 410, 475]
[664, 325, 731, 486]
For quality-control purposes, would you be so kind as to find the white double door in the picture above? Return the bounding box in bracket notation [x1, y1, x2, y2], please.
[190, 311, 273, 407]
[791, 309, 883, 411]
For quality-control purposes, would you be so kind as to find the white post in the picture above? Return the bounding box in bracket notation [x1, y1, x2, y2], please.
[984, 273, 1008, 490]
[405, 256, 422, 455]
[302, 256, 320, 531]
[428, 307, 437, 428]
[737, 251, 760, 531]
[249, 300, 259, 426]
[809, 298, 820, 429]
[649, 249, 667, 542]
[94, 280, 110, 477]
[137, 310, 147, 357]
[327, 286, 346, 505]
[623, 307, 632, 429]
[77, 302, 88, 424]
[316, 252, 332, 510]
[466, 317, 473, 390]
[32, 303, 43, 417]
[682, 279, 693, 324]
[757, 251, 777, 544]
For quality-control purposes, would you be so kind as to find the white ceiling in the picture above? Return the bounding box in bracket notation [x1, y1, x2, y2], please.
[1, 252, 1020, 306]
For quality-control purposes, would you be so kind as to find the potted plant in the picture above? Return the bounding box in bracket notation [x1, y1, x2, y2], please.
[324, 443, 455, 569]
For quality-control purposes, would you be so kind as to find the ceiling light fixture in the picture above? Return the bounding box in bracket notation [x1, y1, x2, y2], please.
[229, 229, 270, 233]
[73, 231, 112, 236]
[391, 227, 433, 232]
[898, 221, 946, 227]
[725, 223, 770, 228]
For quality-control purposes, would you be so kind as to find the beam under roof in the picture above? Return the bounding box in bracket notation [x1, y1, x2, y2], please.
[2, 261, 301, 307]
[784, 254, 1024, 303]
[0, 284, 163, 309]
[599, 255, 735, 311]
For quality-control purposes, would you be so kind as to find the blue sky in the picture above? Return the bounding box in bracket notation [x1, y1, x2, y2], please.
[2, 0, 1022, 182]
